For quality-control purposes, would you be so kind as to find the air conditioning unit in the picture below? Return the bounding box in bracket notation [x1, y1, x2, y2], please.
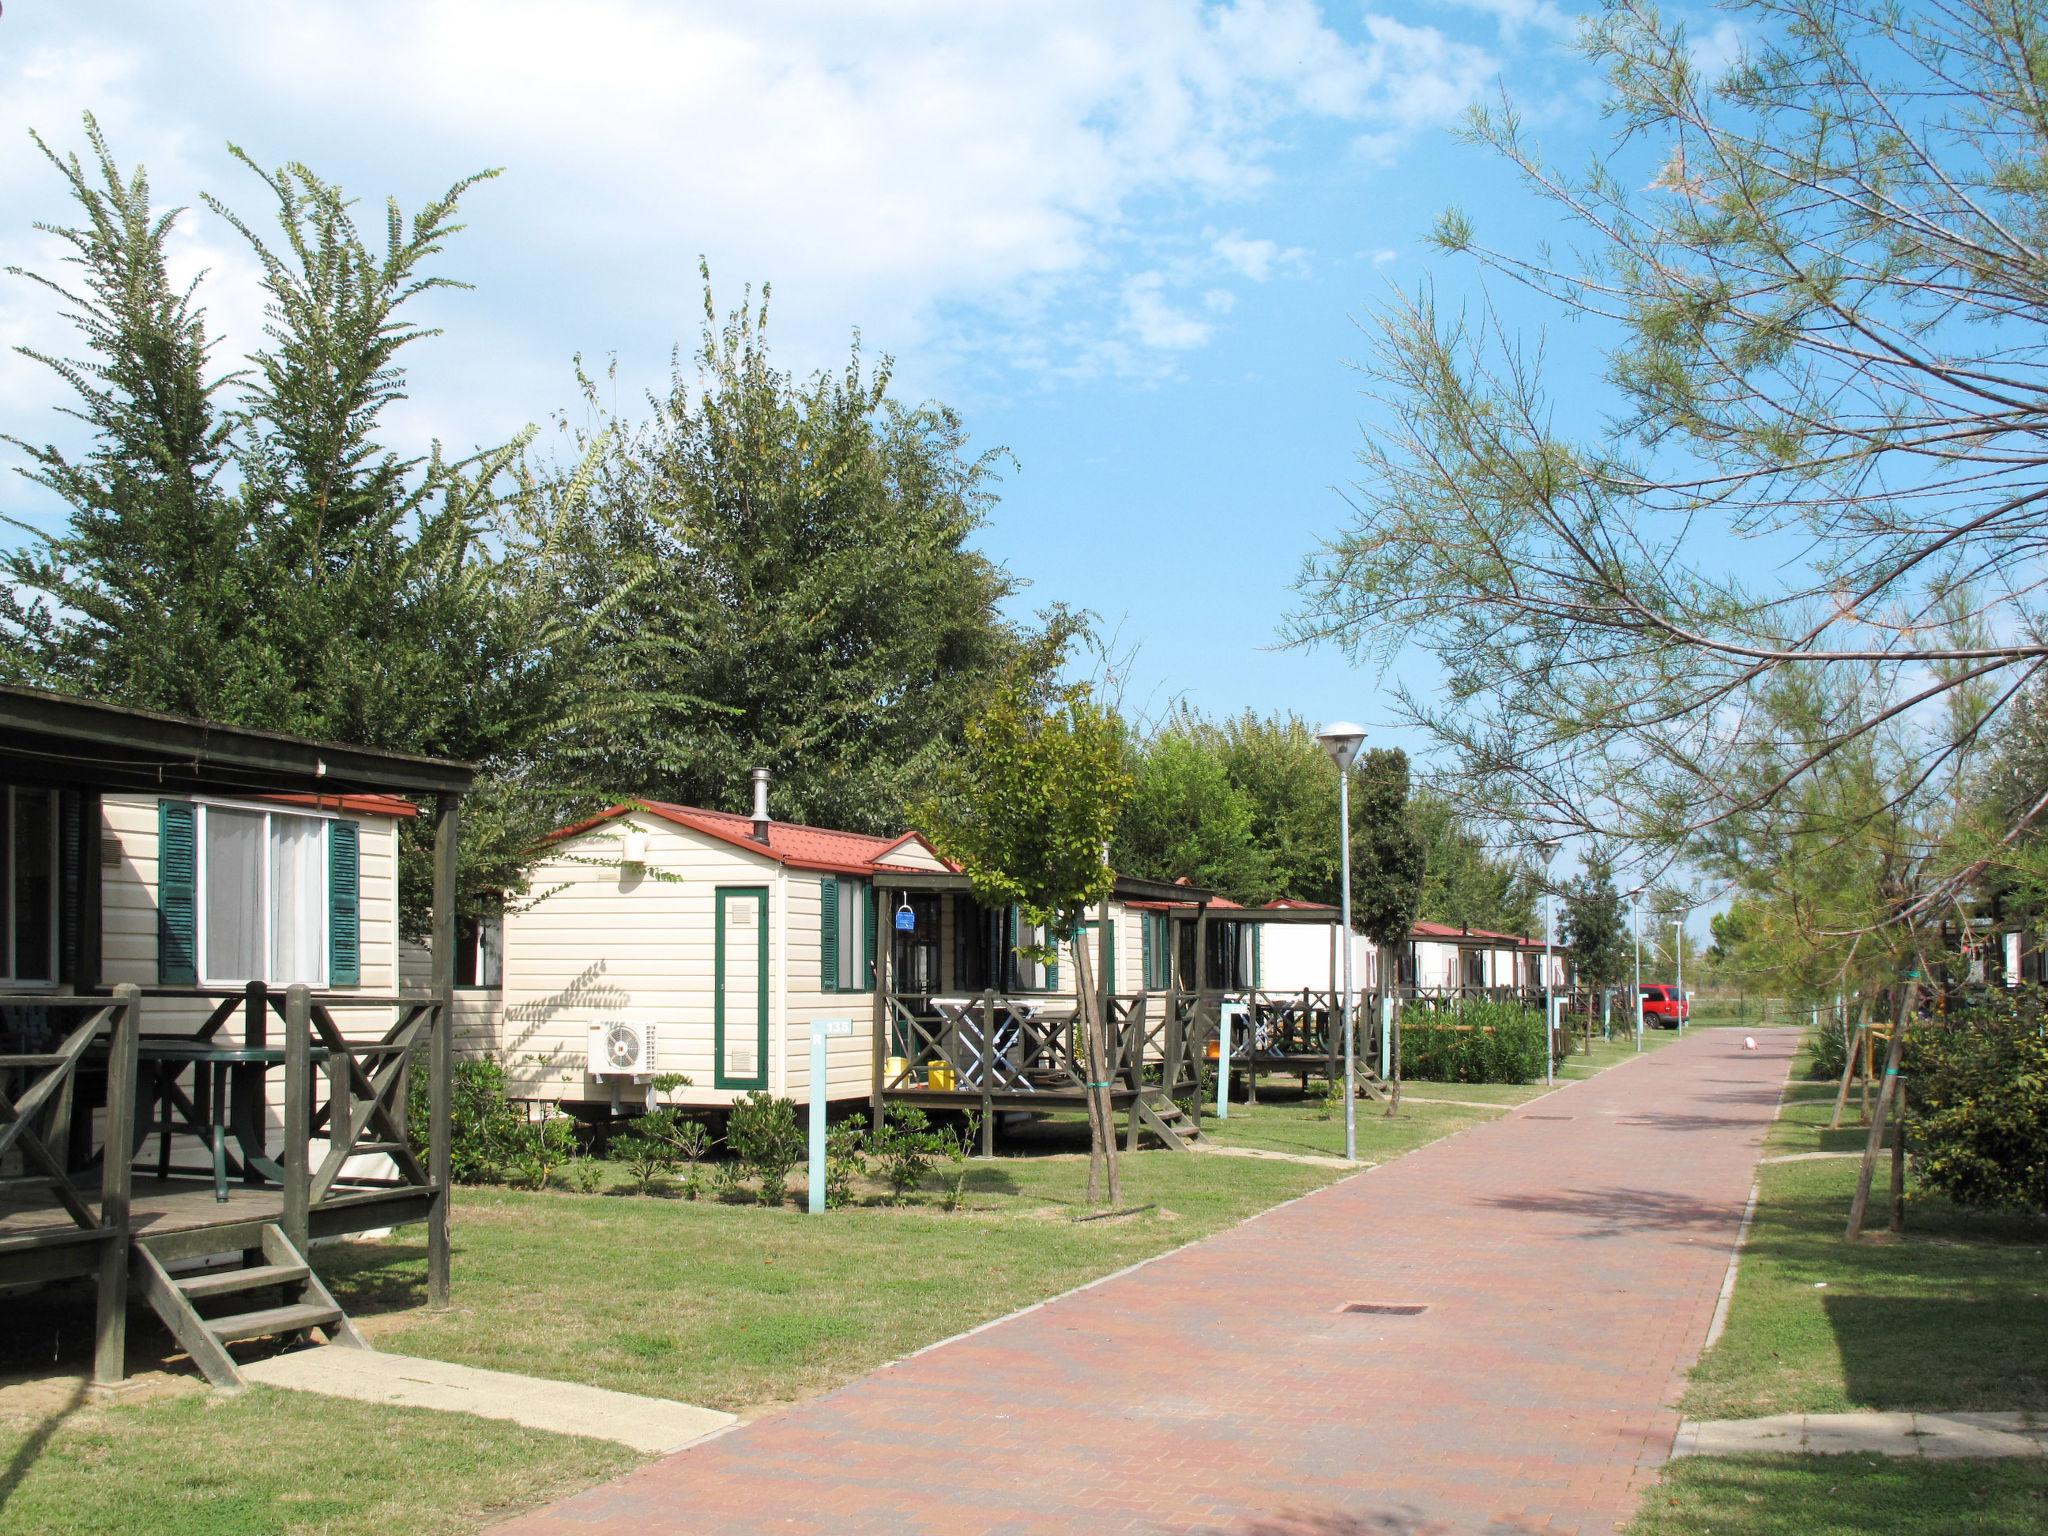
[588, 1018, 657, 1078]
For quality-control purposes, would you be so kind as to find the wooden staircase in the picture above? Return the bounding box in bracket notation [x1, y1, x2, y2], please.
[134, 1221, 367, 1391]
[1134, 1090, 1201, 1150]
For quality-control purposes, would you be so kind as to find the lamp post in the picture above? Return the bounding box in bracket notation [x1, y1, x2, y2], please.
[1672, 913, 1686, 1033]
[1316, 721, 1367, 1163]
[1626, 886, 1644, 1053]
[1537, 837, 1561, 1086]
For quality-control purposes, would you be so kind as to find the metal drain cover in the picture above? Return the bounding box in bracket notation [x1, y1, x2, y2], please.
[1341, 1302, 1428, 1316]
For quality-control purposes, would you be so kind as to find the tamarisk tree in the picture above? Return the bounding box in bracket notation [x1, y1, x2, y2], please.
[1292, 0, 2048, 938]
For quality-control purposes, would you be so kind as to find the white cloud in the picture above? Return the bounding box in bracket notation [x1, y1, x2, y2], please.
[1211, 230, 1309, 281]
[1120, 271, 1211, 351]
[0, 0, 1503, 452]
[1368, 247, 1400, 266]
[1203, 287, 1238, 314]
[1439, 0, 1579, 46]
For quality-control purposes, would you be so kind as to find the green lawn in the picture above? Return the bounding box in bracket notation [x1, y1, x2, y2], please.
[1629, 1455, 2048, 1535]
[0, 1386, 637, 1536]
[1630, 1027, 2048, 1536]
[321, 1146, 1336, 1415]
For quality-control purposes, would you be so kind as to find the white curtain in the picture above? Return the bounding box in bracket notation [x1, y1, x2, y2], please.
[269, 813, 326, 984]
[204, 808, 264, 981]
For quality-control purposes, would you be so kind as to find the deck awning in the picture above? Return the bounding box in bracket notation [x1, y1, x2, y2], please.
[0, 684, 474, 798]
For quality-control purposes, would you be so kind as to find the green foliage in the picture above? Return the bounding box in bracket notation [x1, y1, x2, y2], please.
[1561, 855, 1630, 993]
[407, 1055, 523, 1185]
[824, 1121, 868, 1206]
[1114, 722, 1271, 901]
[1805, 1012, 1851, 1082]
[1397, 1001, 1546, 1083]
[938, 1113, 980, 1212]
[918, 645, 1131, 946]
[506, 1114, 578, 1191]
[533, 278, 1045, 835]
[567, 1157, 606, 1195]
[609, 1131, 675, 1195]
[1350, 747, 1427, 950]
[610, 1105, 713, 1197]
[1315, 1076, 1346, 1120]
[1906, 992, 2048, 1214]
[1409, 789, 1537, 935]
[726, 1091, 806, 1207]
[870, 1103, 945, 1203]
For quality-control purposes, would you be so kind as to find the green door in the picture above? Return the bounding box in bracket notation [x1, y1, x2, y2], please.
[715, 886, 769, 1089]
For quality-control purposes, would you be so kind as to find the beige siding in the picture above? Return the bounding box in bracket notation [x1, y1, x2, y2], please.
[871, 837, 949, 873]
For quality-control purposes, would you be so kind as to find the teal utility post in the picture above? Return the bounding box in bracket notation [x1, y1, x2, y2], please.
[810, 1018, 853, 1214]
[1216, 1001, 1246, 1119]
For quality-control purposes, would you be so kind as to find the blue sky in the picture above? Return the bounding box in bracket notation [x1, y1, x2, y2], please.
[0, 0, 1738, 924]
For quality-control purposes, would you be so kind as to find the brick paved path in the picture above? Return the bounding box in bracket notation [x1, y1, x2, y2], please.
[498, 1028, 1798, 1536]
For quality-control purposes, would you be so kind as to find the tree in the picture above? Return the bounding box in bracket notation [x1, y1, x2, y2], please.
[1561, 855, 1629, 1027]
[1115, 716, 1272, 901]
[1409, 790, 1536, 936]
[1349, 747, 1425, 1110]
[4, 117, 604, 931]
[1291, 0, 2048, 943]
[538, 279, 1041, 833]
[918, 654, 1133, 1206]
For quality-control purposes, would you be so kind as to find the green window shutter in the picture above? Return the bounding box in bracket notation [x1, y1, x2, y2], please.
[860, 881, 874, 988]
[1253, 924, 1263, 990]
[57, 791, 83, 984]
[820, 877, 840, 990]
[1045, 924, 1059, 992]
[1141, 915, 1154, 990]
[157, 800, 197, 985]
[329, 820, 360, 987]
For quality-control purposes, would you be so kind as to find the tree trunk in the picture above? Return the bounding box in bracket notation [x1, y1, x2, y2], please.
[1847, 976, 1915, 1239]
[1072, 936, 1120, 1207]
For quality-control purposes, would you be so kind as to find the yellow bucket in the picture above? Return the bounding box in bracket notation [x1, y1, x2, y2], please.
[926, 1062, 957, 1092]
[884, 1055, 909, 1084]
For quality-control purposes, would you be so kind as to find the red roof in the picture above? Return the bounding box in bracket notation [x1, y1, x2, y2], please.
[1410, 920, 1535, 945]
[544, 800, 955, 876]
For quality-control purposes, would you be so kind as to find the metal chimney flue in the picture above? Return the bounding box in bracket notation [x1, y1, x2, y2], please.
[750, 768, 771, 844]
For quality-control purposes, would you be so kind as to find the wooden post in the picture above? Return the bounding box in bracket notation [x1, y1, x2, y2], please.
[1829, 999, 1871, 1130]
[979, 988, 995, 1158]
[92, 984, 141, 1388]
[242, 981, 267, 1185]
[1889, 1079, 1907, 1235]
[1848, 977, 1914, 1239]
[870, 908, 890, 1134]
[282, 984, 312, 1254]
[428, 791, 459, 1308]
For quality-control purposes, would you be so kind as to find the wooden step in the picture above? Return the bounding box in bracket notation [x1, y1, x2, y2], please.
[205, 1302, 341, 1345]
[177, 1262, 309, 1301]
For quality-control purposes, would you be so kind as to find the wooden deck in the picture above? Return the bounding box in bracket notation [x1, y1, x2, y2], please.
[0, 1176, 284, 1246]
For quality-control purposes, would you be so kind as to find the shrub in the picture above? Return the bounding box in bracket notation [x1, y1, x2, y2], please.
[824, 1121, 868, 1206]
[407, 1054, 523, 1184]
[610, 1132, 675, 1194]
[1805, 1013, 1852, 1081]
[507, 1113, 578, 1190]
[567, 1157, 606, 1194]
[938, 1112, 980, 1212]
[872, 1103, 945, 1202]
[727, 1091, 806, 1206]
[1398, 1001, 1545, 1084]
[1905, 993, 2048, 1214]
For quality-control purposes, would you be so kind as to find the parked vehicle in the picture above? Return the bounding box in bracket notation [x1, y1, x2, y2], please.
[1637, 983, 1688, 1027]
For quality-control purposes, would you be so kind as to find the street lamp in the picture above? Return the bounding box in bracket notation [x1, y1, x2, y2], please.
[1316, 720, 1367, 1162]
[1671, 913, 1687, 1033]
[1626, 886, 1644, 1053]
[1536, 837, 1562, 1086]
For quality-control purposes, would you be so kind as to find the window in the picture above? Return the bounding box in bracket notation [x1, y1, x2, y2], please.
[956, 897, 1009, 992]
[195, 803, 335, 986]
[1012, 915, 1060, 990]
[1141, 911, 1174, 991]
[889, 891, 941, 995]
[456, 915, 503, 988]
[820, 877, 871, 992]
[1205, 921, 1253, 990]
[0, 786, 57, 983]
[1463, 949, 1486, 987]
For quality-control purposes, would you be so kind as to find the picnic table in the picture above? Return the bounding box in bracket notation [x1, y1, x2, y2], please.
[107, 1039, 331, 1203]
[928, 997, 1043, 1090]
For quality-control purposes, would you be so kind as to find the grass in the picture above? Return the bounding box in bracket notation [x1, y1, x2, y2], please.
[0, 1386, 638, 1536]
[1629, 1455, 2048, 1534]
[320, 1146, 1337, 1415]
[1681, 1088, 2048, 1420]
[1629, 1025, 2048, 1536]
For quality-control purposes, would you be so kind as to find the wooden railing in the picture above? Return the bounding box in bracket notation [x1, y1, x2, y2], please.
[884, 990, 1203, 1095]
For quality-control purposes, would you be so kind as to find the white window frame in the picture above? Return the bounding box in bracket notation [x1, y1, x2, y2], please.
[192, 797, 335, 988]
[0, 785, 60, 986]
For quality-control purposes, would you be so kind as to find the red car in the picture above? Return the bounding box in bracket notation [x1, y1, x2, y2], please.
[1638, 983, 1689, 1027]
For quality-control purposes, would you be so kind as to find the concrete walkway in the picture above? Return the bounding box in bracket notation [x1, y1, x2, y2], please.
[1676, 1411, 2047, 1459]
[244, 1347, 733, 1453]
[498, 1027, 1800, 1535]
